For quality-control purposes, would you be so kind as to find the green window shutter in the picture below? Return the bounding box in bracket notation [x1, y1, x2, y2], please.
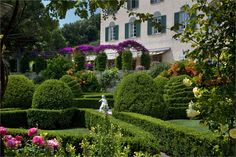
[147, 20, 153, 35]
[136, 21, 141, 37]
[174, 12, 180, 29]
[114, 25, 119, 40]
[127, 0, 131, 10]
[161, 15, 166, 33]
[105, 27, 109, 42]
[125, 23, 129, 39]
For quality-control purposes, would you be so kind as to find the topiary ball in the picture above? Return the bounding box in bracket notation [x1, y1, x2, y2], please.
[32, 79, 73, 109]
[3, 75, 35, 108]
[163, 75, 194, 119]
[114, 72, 163, 118]
[60, 75, 82, 98]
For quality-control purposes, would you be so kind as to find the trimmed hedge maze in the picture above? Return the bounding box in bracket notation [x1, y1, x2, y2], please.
[113, 111, 230, 157]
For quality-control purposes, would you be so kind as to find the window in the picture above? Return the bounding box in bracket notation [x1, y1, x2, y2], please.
[174, 6, 191, 31]
[105, 22, 119, 42]
[150, 0, 163, 4]
[179, 11, 189, 30]
[125, 17, 141, 39]
[147, 12, 166, 35]
[130, 22, 137, 37]
[127, 0, 139, 10]
[109, 22, 116, 41]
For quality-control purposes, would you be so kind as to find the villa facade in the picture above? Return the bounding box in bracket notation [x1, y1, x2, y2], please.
[100, 0, 194, 64]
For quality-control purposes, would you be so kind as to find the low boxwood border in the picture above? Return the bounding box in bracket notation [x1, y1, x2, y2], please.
[113, 111, 230, 156]
[0, 109, 28, 128]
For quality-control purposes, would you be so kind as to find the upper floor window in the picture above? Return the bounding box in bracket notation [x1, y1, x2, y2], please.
[150, 0, 163, 4]
[174, 6, 191, 31]
[125, 17, 141, 39]
[147, 12, 166, 35]
[105, 22, 119, 42]
[127, 0, 139, 10]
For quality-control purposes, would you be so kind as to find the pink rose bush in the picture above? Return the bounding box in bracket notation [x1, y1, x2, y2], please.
[0, 126, 64, 156]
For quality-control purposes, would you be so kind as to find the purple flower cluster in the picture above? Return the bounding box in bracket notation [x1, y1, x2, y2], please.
[84, 63, 94, 70]
[118, 40, 149, 52]
[59, 40, 149, 55]
[59, 47, 74, 54]
[93, 45, 123, 53]
[76, 45, 95, 53]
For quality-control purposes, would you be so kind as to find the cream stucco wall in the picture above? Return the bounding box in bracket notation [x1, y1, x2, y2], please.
[100, 0, 194, 63]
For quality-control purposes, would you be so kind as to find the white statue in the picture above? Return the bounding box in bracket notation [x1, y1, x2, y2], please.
[99, 95, 109, 112]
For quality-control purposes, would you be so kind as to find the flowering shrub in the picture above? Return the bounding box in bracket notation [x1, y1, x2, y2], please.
[93, 44, 123, 53]
[84, 63, 94, 70]
[75, 70, 100, 92]
[118, 40, 148, 52]
[168, 60, 198, 77]
[76, 45, 95, 53]
[28, 127, 37, 136]
[59, 47, 74, 54]
[0, 127, 66, 157]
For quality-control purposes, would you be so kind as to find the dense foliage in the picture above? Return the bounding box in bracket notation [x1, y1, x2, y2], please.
[95, 52, 107, 71]
[20, 55, 30, 73]
[33, 57, 47, 74]
[32, 79, 73, 109]
[140, 52, 151, 70]
[74, 52, 85, 71]
[42, 55, 72, 79]
[60, 75, 82, 98]
[114, 72, 163, 118]
[98, 68, 119, 91]
[148, 63, 170, 78]
[163, 75, 194, 119]
[75, 70, 100, 92]
[115, 54, 122, 70]
[122, 51, 133, 71]
[3, 75, 35, 108]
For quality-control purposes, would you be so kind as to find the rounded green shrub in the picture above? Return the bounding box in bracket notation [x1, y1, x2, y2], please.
[115, 54, 122, 70]
[122, 51, 133, 71]
[32, 79, 73, 109]
[114, 72, 163, 118]
[74, 52, 85, 71]
[60, 75, 82, 98]
[148, 63, 170, 78]
[163, 75, 194, 119]
[95, 52, 107, 71]
[141, 52, 151, 70]
[3, 75, 35, 108]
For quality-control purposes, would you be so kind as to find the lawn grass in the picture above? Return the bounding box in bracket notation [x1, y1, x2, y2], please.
[168, 119, 211, 133]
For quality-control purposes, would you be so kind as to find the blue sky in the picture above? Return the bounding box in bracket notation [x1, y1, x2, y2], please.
[42, 1, 100, 27]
